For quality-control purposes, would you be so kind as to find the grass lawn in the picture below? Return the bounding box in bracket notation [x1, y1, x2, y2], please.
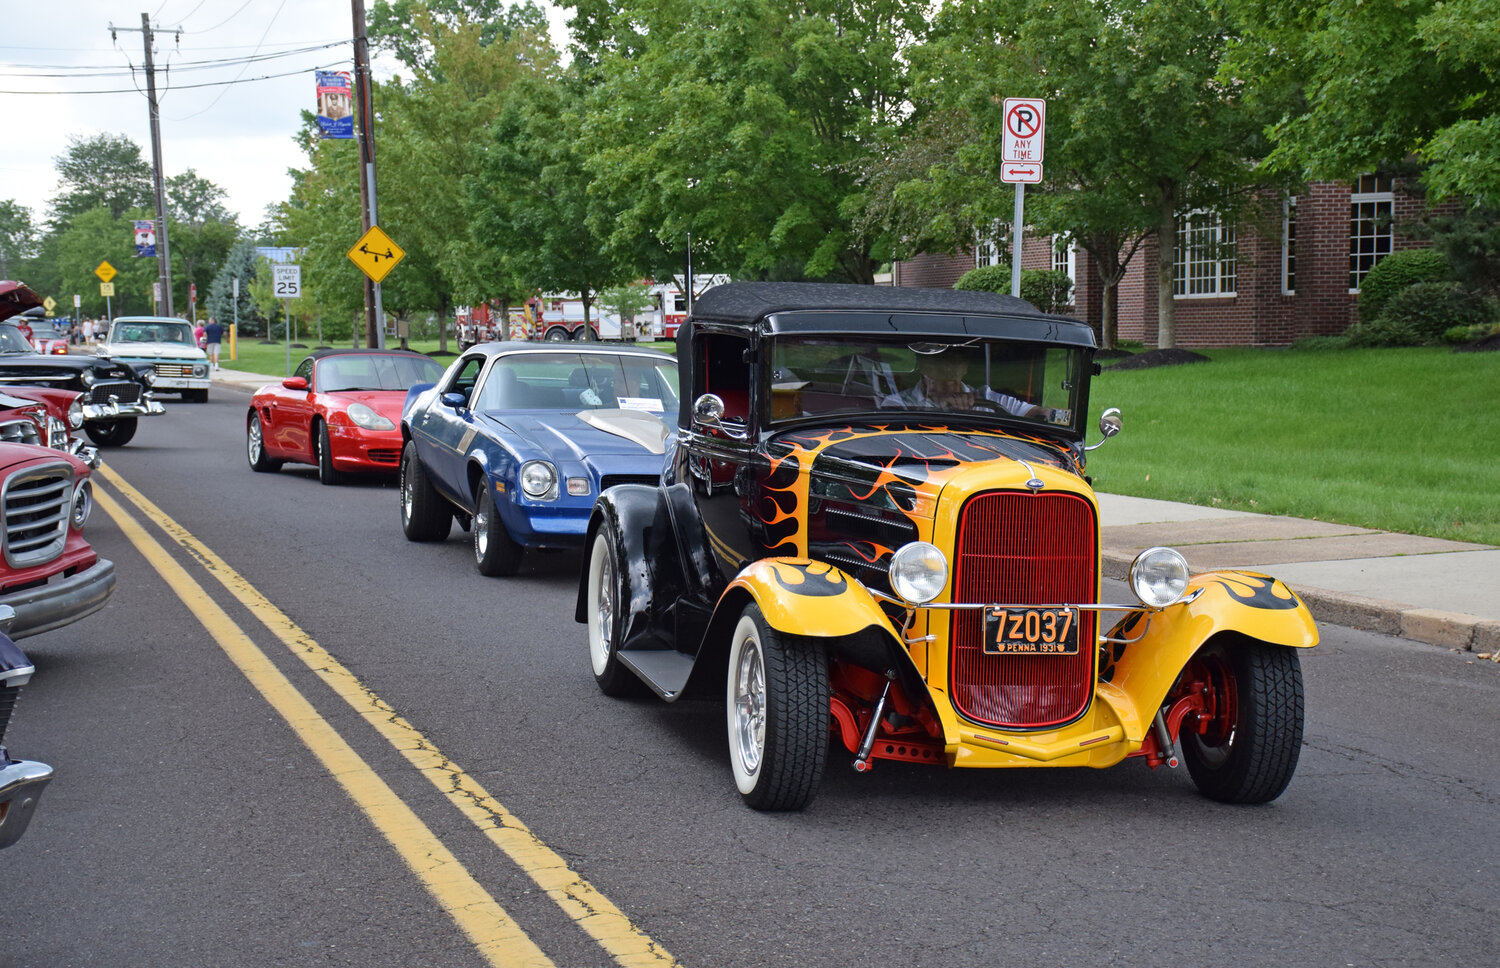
[219, 337, 677, 377]
[1085, 347, 1500, 545]
[227, 336, 1500, 545]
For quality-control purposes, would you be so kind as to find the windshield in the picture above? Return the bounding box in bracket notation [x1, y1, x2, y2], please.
[768, 335, 1083, 429]
[316, 353, 447, 392]
[0, 324, 34, 354]
[475, 352, 679, 414]
[113, 321, 195, 345]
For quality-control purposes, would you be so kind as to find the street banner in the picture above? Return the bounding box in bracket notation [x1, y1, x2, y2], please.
[316, 71, 355, 139]
[134, 220, 157, 257]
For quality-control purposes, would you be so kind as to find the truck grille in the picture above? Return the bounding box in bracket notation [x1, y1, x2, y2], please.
[86, 381, 142, 405]
[2, 463, 74, 568]
[154, 363, 196, 378]
[950, 491, 1097, 730]
[0, 419, 43, 447]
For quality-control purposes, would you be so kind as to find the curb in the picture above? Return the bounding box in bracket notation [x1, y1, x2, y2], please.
[1103, 550, 1493, 652]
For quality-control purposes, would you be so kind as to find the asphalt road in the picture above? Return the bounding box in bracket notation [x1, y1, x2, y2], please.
[4, 388, 1498, 967]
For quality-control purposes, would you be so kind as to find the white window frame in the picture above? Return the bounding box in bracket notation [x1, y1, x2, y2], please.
[1051, 235, 1077, 303]
[1349, 174, 1394, 293]
[974, 220, 1005, 269]
[1173, 210, 1237, 298]
[1281, 197, 1297, 296]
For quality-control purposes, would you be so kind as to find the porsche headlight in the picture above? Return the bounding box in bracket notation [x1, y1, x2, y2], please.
[80, 369, 96, 387]
[346, 402, 395, 431]
[889, 541, 949, 604]
[519, 460, 557, 499]
[67, 399, 84, 429]
[1129, 546, 1191, 608]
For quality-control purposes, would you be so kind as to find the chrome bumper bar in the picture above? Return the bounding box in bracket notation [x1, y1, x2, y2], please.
[0, 758, 54, 849]
[81, 396, 167, 421]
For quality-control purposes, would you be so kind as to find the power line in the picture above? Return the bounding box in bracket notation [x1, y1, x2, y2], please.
[0, 41, 351, 77]
[0, 61, 349, 96]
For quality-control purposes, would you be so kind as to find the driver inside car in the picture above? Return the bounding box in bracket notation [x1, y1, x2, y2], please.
[879, 348, 1046, 417]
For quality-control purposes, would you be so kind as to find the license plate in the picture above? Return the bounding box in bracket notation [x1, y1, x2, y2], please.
[982, 606, 1080, 655]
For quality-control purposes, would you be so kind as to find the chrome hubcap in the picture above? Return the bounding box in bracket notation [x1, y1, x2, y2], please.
[474, 506, 489, 559]
[732, 636, 766, 775]
[401, 462, 414, 522]
[248, 419, 262, 462]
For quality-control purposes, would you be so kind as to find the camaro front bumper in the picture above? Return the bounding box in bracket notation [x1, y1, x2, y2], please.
[0, 557, 116, 640]
[0, 758, 53, 849]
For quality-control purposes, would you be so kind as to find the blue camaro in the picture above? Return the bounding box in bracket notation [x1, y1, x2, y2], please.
[400, 342, 679, 575]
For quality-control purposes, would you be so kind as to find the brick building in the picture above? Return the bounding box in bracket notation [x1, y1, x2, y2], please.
[892, 177, 1439, 347]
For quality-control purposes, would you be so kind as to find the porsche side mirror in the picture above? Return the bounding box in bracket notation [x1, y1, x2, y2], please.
[282, 377, 308, 391]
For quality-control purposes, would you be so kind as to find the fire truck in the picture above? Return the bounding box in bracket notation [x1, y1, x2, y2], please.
[531, 275, 730, 342]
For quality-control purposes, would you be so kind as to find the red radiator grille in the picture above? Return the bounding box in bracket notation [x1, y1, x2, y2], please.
[950, 490, 1098, 729]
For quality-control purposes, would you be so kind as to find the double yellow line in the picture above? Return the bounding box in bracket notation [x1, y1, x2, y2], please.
[94, 465, 677, 968]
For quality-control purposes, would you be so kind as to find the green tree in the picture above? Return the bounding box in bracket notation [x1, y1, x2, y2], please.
[52, 205, 160, 317]
[370, 0, 548, 74]
[0, 200, 38, 279]
[1235, 0, 1500, 207]
[49, 133, 154, 229]
[581, 0, 925, 284]
[280, 114, 367, 342]
[207, 239, 268, 335]
[166, 170, 240, 318]
[899, 0, 1283, 348]
[466, 77, 624, 336]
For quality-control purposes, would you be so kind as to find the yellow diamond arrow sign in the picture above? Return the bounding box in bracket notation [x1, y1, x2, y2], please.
[95, 260, 117, 283]
[347, 225, 406, 283]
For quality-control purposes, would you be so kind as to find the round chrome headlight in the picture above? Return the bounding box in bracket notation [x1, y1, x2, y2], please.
[192, 364, 207, 378]
[346, 402, 395, 431]
[140, 369, 156, 386]
[889, 541, 949, 604]
[1129, 546, 1191, 608]
[67, 399, 84, 429]
[519, 460, 557, 498]
[72, 480, 93, 528]
[80, 369, 96, 387]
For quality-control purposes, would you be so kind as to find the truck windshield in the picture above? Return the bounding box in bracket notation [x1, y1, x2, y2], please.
[767, 335, 1082, 430]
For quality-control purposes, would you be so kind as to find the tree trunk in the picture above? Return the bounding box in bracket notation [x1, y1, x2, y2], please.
[581, 289, 596, 341]
[1156, 192, 1178, 349]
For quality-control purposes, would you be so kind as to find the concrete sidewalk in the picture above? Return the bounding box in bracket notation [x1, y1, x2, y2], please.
[1098, 494, 1500, 654]
[212, 365, 1499, 654]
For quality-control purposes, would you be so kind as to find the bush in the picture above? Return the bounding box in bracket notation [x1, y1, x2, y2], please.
[1358, 249, 1450, 324]
[955, 265, 1074, 313]
[1349, 281, 1492, 347]
[954, 264, 1011, 292]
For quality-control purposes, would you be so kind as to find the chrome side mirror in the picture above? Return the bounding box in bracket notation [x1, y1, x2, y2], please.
[1084, 407, 1122, 451]
[693, 393, 747, 440]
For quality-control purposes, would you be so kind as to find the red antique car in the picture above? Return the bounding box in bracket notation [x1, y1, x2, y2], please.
[246, 349, 448, 484]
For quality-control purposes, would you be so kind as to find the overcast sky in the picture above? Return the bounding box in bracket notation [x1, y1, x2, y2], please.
[1, 0, 572, 230]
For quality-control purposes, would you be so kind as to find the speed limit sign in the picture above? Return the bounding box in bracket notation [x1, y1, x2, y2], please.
[272, 264, 302, 299]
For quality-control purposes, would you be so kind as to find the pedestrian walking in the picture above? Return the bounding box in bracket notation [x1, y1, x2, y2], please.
[204, 317, 224, 369]
[194, 320, 206, 349]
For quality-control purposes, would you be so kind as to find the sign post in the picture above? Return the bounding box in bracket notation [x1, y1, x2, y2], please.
[1001, 98, 1047, 298]
[96, 262, 117, 320]
[347, 225, 405, 351]
[272, 264, 302, 375]
[231, 276, 239, 361]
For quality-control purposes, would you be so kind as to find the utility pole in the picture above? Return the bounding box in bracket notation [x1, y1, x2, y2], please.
[112, 15, 176, 317]
[351, 0, 384, 349]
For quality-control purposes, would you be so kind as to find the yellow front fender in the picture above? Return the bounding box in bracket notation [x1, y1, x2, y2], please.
[724, 558, 894, 639]
[1105, 570, 1319, 719]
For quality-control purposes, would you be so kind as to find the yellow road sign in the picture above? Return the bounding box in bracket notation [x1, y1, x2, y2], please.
[95, 260, 117, 283]
[42, 296, 56, 312]
[100, 282, 116, 297]
[347, 225, 406, 283]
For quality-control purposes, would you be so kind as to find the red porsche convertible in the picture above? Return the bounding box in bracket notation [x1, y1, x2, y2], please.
[246, 349, 447, 485]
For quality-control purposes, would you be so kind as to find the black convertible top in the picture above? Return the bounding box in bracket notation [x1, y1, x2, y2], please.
[692, 281, 1041, 323]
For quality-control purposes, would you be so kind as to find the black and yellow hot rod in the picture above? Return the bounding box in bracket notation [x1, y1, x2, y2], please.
[577, 282, 1316, 811]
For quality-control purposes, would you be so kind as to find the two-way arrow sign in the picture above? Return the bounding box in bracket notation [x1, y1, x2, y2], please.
[1001, 163, 1043, 184]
